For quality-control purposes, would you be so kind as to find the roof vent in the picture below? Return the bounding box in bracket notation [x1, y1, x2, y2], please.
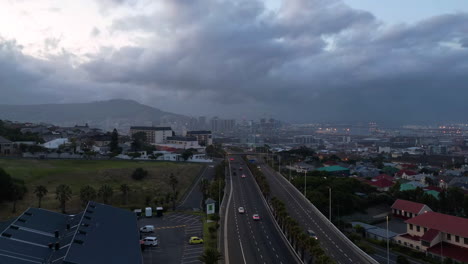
[1, 233, 12, 238]
[73, 239, 84, 245]
[17, 218, 26, 223]
[24, 212, 32, 216]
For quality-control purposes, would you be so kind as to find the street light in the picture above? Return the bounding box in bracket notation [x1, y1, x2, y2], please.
[304, 171, 307, 197]
[329, 187, 332, 221]
[386, 215, 389, 264]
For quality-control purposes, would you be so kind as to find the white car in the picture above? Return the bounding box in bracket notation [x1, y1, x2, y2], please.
[142, 236, 158, 246]
[140, 225, 155, 233]
[238, 207, 245, 214]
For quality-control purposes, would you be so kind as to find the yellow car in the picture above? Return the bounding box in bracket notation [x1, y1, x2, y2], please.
[189, 236, 204, 245]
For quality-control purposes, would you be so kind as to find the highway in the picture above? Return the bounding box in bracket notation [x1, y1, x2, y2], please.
[259, 161, 378, 264]
[224, 156, 298, 264]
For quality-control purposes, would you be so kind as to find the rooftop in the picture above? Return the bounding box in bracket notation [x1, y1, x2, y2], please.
[405, 211, 468, 238]
[391, 199, 428, 214]
[187, 130, 212, 134]
[166, 136, 198, 141]
[0, 136, 12, 144]
[317, 165, 349, 172]
[130, 126, 172, 131]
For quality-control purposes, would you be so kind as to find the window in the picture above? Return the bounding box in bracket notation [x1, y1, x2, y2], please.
[455, 236, 459, 243]
[424, 228, 427, 232]
[416, 226, 420, 232]
[409, 224, 413, 230]
[416, 246, 420, 250]
[464, 238, 468, 245]
[447, 234, 451, 240]
[398, 240, 401, 244]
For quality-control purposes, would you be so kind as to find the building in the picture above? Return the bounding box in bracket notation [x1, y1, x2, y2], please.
[317, 165, 350, 177]
[130, 126, 173, 144]
[367, 178, 394, 192]
[351, 222, 399, 242]
[210, 118, 235, 132]
[187, 130, 213, 146]
[42, 138, 69, 149]
[0, 136, 13, 155]
[395, 212, 468, 263]
[0, 201, 143, 264]
[165, 136, 201, 149]
[391, 199, 432, 219]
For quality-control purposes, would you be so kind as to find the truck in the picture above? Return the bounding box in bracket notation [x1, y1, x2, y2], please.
[145, 207, 152, 217]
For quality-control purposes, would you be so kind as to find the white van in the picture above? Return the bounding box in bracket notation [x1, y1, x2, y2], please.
[145, 207, 152, 217]
[142, 237, 158, 246]
[140, 225, 155, 233]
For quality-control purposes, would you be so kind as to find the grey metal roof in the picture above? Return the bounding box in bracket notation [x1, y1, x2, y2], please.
[0, 136, 12, 144]
[167, 136, 197, 141]
[0, 203, 142, 264]
[130, 126, 172, 131]
[187, 130, 212, 134]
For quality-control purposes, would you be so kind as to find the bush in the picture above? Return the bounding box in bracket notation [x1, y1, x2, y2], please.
[208, 226, 217, 233]
[132, 168, 148, 181]
[397, 255, 410, 264]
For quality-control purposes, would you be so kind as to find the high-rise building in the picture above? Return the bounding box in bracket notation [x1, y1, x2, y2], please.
[129, 126, 173, 144]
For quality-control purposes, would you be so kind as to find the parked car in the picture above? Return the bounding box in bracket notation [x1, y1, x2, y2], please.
[238, 207, 245, 214]
[189, 236, 204, 244]
[239, 167, 243, 170]
[140, 225, 155, 233]
[252, 214, 260, 221]
[241, 174, 246, 178]
[142, 236, 158, 246]
[308, 230, 318, 240]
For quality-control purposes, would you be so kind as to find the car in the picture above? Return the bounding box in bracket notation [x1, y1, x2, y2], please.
[308, 230, 318, 240]
[238, 207, 245, 214]
[241, 174, 246, 178]
[189, 236, 204, 244]
[140, 225, 155, 233]
[142, 236, 158, 246]
[239, 167, 243, 170]
[229, 158, 235, 161]
[252, 214, 260, 221]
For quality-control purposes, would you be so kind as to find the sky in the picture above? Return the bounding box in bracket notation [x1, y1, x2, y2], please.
[0, 0, 467, 124]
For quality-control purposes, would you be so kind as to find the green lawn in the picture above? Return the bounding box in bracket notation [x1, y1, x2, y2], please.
[0, 159, 203, 220]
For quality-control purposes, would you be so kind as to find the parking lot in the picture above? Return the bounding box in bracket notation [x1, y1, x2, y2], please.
[139, 212, 204, 264]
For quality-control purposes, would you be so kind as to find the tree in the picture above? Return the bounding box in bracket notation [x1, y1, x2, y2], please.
[0, 167, 13, 202]
[169, 173, 179, 210]
[34, 185, 48, 208]
[98, 185, 114, 204]
[198, 248, 222, 264]
[199, 178, 210, 208]
[181, 149, 195, 161]
[109, 128, 121, 154]
[80, 185, 96, 207]
[11, 181, 27, 213]
[132, 168, 148, 181]
[396, 255, 410, 264]
[131, 132, 147, 151]
[56, 184, 72, 213]
[120, 184, 130, 205]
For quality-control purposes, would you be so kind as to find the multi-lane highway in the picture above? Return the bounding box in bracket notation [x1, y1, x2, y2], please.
[259, 161, 378, 264]
[224, 156, 298, 264]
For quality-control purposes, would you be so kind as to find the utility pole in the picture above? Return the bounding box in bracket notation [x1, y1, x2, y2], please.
[386, 216, 389, 264]
[278, 155, 281, 172]
[289, 162, 291, 182]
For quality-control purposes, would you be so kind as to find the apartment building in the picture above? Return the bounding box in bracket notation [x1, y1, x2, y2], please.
[186, 130, 213, 146]
[129, 126, 173, 144]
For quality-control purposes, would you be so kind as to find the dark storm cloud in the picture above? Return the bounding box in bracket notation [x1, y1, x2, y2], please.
[1, 0, 468, 123]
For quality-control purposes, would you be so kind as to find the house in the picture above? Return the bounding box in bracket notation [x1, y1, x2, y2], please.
[351, 222, 399, 241]
[317, 165, 350, 177]
[396, 169, 418, 179]
[186, 130, 213, 146]
[391, 199, 432, 219]
[395, 212, 468, 263]
[368, 178, 394, 192]
[164, 136, 201, 150]
[42, 138, 69, 149]
[373, 174, 394, 181]
[0, 201, 143, 264]
[400, 181, 426, 192]
[0, 136, 13, 155]
[129, 126, 173, 145]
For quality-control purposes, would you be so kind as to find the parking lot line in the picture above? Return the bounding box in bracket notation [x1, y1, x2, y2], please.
[156, 225, 186, 230]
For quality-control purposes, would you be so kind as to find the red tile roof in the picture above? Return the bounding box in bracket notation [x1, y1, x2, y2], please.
[424, 186, 443, 192]
[374, 174, 394, 181]
[427, 242, 468, 263]
[420, 229, 440, 242]
[369, 178, 394, 188]
[391, 199, 427, 214]
[396, 170, 417, 177]
[405, 212, 468, 238]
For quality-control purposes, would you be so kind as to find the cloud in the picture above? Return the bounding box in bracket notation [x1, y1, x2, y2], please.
[1, 0, 468, 124]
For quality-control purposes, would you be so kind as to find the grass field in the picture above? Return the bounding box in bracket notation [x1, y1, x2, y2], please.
[0, 159, 203, 220]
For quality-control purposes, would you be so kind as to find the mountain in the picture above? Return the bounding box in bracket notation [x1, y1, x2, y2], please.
[0, 99, 190, 132]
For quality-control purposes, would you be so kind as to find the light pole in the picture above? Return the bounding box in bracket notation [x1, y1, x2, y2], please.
[304, 171, 307, 197]
[289, 162, 291, 182]
[386, 215, 389, 264]
[329, 187, 332, 221]
[278, 155, 281, 172]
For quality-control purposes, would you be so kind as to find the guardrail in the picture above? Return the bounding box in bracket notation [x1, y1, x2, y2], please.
[271, 167, 379, 264]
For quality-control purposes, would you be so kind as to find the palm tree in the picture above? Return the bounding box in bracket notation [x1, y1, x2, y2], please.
[34, 185, 48, 208]
[98, 185, 113, 204]
[120, 184, 130, 205]
[80, 185, 96, 207]
[199, 178, 210, 208]
[198, 248, 222, 264]
[169, 174, 178, 210]
[56, 184, 72, 213]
